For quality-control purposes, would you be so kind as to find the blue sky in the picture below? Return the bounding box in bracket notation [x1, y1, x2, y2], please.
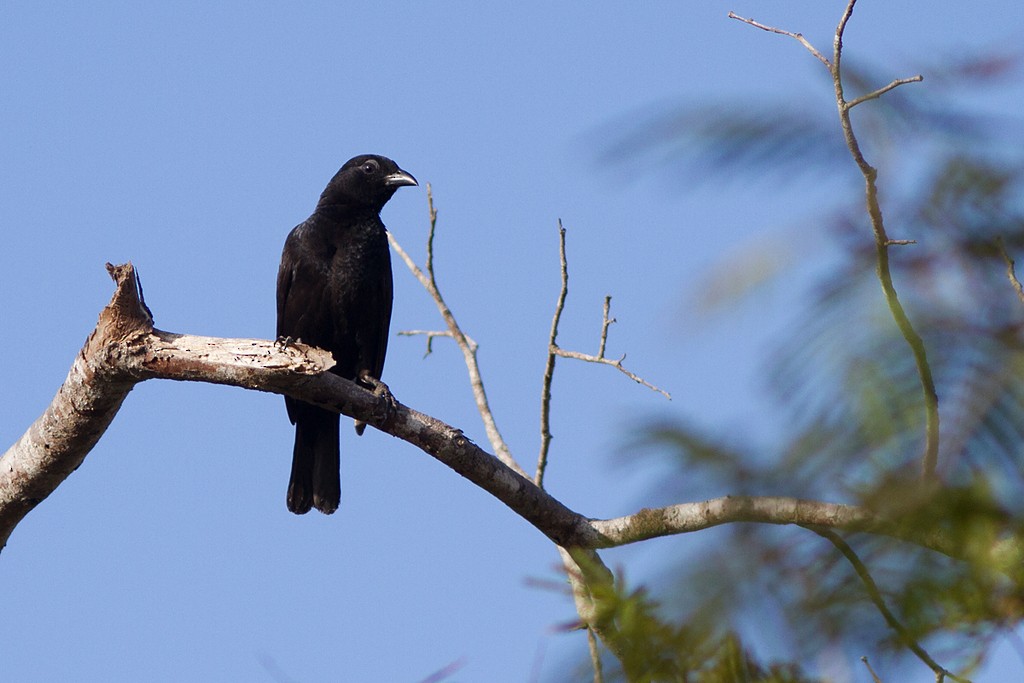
[1, 2, 1022, 681]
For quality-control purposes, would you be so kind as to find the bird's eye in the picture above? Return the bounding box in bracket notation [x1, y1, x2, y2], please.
[361, 160, 379, 175]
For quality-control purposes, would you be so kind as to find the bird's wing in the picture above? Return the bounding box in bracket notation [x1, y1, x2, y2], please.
[276, 249, 293, 340]
[370, 256, 394, 379]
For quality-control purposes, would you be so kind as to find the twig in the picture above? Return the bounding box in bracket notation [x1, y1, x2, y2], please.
[847, 75, 924, 109]
[809, 528, 969, 682]
[598, 297, 614, 358]
[536, 222, 568, 487]
[731, 1, 938, 480]
[587, 626, 604, 683]
[552, 348, 671, 399]
[388, 185, 522, 476]
[831, 0, 939, 480]
[548, 231, 669, 400]
[397, 329, 462, 358]
[535, 226, 671, 487]
[391, 194, 627, 665]
[860, 656, 884, 683]
[727, 11, 830, 68]
[996, 236, 1024, 306]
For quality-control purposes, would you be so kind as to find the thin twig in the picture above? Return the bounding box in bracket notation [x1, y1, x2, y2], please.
[587, 626, 604, 683]
[996, 236, 1024, 306]
[727, 11, 830, 68]
[734, 1, 938, 479]
[847, 75, 924, 109]
[390, 190, 627, 666]
[536, 226, 670, 485]
[396, 329, 462, 358]
[546, 231, 669, 399]
[831, 0, 939, 480]
[388, 184, 521, 475]
[536, 222, 568, 487]
[809, 528, 969, 682]
[860, 656, 884, 683]
[598, 297, 614, 359]
[552, 348, 671, 399]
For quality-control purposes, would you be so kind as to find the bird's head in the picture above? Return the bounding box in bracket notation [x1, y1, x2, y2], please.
[318, 154, 418, 212]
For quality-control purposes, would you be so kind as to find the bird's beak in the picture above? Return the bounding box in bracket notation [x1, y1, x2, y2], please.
[384, 169, 418, 188]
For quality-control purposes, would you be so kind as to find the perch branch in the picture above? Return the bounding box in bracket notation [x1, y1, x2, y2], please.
[0, 264, 1002, 569]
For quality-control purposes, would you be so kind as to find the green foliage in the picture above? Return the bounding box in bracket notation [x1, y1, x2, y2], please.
[586, 50, 1024, 680]
[581, 573, 819, 682]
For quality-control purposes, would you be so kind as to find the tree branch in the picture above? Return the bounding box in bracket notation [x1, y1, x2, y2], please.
[846, 75, 924, 109]
[537, 223, 670, 487]
[396, 329, 461, 358]
[536, 222, 568, 487]
[3, 264, 1006, 683]
[0, 264, 148, 549]
[809, 527, 969, 682]
[996, 236, 1024, 306]
[830, 0, 938, 481]
[727, 11, 831, 68]
[730, 1, 938, 481]
[4, 261, 989, 682]
[387, 185, 521, 476]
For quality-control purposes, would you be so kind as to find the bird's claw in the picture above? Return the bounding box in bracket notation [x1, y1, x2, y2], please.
[274, 335, 300, 349]
[356, 372, 397, 433]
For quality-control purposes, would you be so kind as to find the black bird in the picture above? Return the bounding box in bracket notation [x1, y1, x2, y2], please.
[276, 154, 417, 514]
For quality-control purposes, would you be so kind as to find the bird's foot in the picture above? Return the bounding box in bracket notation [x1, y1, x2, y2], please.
[355, 372, 397, 434]
[274, 335, 300, 349]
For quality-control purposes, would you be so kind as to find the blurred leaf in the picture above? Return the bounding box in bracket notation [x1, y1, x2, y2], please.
[591, 48, 1024, 679]
[570, 570, 821, 682]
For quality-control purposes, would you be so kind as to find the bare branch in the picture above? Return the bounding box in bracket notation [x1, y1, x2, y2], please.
[545, 230, 670, 401]
[389, 199, 628, 658]
[552, 347, 671, 399]
[0, 263, 336, 549]
[727, 11, 831, 69]
[846, 75, 924, 109]
[587, 626, 604, 683]
[996, 236, 1024, 306]
[590, 496, 880, 548]
[388, 185, 521, 476]
[597, 296, 614, 359]
[811, 528, 970, 682]
[536, 222, 568, 487]
[397, 329, 465, 358]
[733, 0, 938, 480]
[829, 0, 939, 481]
[1, 267, 998, 570]
[861, 657, 884, 683]
[536, 226, 670, 487]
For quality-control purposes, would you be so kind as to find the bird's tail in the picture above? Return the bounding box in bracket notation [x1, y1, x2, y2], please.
[288, 408, 341, 515]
